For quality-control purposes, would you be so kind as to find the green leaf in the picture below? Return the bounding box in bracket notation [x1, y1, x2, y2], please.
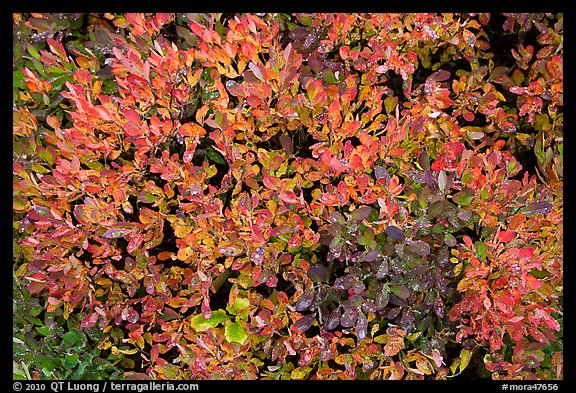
[137, 190, 156, 204]
[36, 326, 50, 336]
[324, 69, 337, 84]
[205, 146, 226, 164]
[384, 96, 398, 114]
[453, 188, 474, 206]
[474, 241, 488, 261]
[226, 297, 250, 316]
[190, 310, 229, 332]
[64, 353, 79, 370]
[26, 43, 41, 60]
[62, 329, 84, 350]
[224, 322, 247, 344]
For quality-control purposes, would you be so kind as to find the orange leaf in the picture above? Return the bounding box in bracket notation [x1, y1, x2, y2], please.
[389, 147, 405, 157]
[74, 69, 93, 85]
[158, 251, 173, 261]
[179, 122, 206, 138]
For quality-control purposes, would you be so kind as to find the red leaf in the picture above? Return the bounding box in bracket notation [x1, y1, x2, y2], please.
[541, 313, 561, 332]
[524, 274, 542, 290]
[318, 193, 341, 206]
[81, 313, 99, 328]
[248, 61, 265, 82]
[279, 190, 300, 205]
[263, 176, 281, 191]
[74, 69, 93, 84]
[497, 231, 515, 242]
[127, 74, 149, 89]
[225, 80, 244, 97]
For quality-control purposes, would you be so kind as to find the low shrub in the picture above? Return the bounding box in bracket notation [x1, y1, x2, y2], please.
[13, 12, 562, 380]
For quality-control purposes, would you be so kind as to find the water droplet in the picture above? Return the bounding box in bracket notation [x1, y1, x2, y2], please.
[252, 247, 265, 265]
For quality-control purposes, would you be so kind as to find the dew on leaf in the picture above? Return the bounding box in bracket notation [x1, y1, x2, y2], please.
[376, 261, 389, 279]
[295, 290, 315, 312]
[356, 312, 368, 340]
[363, 249, 381, 262]
[251, 247, 265, 265]
[324, 307, 341, 331]
[520, 200, 553, 216]
[407, 239, 431, 257]
[340, 307, 358, 328]
[374, 165, 391, 183]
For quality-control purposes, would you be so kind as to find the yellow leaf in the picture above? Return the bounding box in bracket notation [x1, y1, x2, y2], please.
[174, 225, 192, 238]
[457, 277, 472, 292]
[111, 346, 138, 355]
[177, 247, 194, 261]
[291, 366, 312, 380]
[416, 357, 433, 375]
[374, 334, 388, 344]
[459, 348, 473, 373]
[407, 332, 421, 342]
[454, 262, 463, 276]
[450, 357, 460, 375]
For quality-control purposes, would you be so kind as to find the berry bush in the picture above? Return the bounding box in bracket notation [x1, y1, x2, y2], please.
[13, 13, 562, 380]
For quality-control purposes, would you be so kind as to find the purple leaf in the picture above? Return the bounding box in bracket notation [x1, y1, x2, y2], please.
[400, 309, 417, 332]
[329, 211, 346, 224]
[103, 227, 128, 239]
[387, 307, 402, 320]
[362, 300, 377, 313]
[307, 264, 329, 283]
[350, 206, 372, 222]
[374, 165, 391, 183]
[327, 222, 343, 236]
[295, 291, 315, 312]
[288, 27, 308, 41]
[279, 134, 294, 155]
[340, 308, 358, 328]
[386, 225, 406, 241]
[251, 247, 265, 265]
[303, 34, 317, 49]
[324, 308, 341, 331]
[521, 200, 553, 216]
[433, 296, 445, 318]
[248, 62, 265, 82]
[429, 69, 451, 82]
[225, 80, 244, 97]
[30, 205, 51, 220]
[375, 261, 389, 279]
[390, 283, 410, 299]
[356, 312, 368, 340]
[423, 169, 436, 186]
[375, 289, 390, 309]
[334, 276, 352, 290]
[407, 239, 431, 256]
[363, 249, 381, 262]
[457, 210, 473, 221]
[294, 314, 314, 332]
[418, 151, 430, 170]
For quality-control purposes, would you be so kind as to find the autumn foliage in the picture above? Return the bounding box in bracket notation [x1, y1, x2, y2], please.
[13, 13, 562, 380]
